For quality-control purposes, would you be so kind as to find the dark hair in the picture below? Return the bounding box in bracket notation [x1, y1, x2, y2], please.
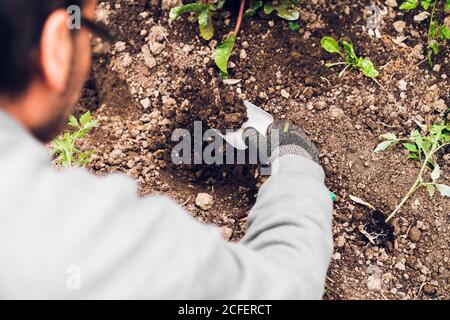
[0, 0, 85, 98]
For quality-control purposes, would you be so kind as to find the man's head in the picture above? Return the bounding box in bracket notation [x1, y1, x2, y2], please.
[0, 0, 96, 142]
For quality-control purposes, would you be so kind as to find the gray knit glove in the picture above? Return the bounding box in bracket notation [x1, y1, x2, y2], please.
[267, 120, 320, 165]
[243, 120, 320, 168]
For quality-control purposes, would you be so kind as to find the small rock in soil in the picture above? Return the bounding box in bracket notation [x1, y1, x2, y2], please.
[364, 247, 374, 260]
[423, 284, 437, 295]
[141, 45, 157, 69]
[409, 226, 422, 242]
[397, 79, 408, 91]
[122, 57, 132, 70]
[195, 193, 214, 210]
[444, 15, 450, 28]
[385, 0, 398, 7]
[280, 89, 290, 99]
[336, 235, 346, 248]
[221, 226, 233, 240]
[108, 149, 124, 165]
[329, 106, 345, 119]
[393, 20, 406, 33]
[115, 41, 126, 52]
[140, 98, 151, 109]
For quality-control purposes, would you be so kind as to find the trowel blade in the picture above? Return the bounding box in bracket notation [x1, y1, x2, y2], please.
[214, 100, 274, 150]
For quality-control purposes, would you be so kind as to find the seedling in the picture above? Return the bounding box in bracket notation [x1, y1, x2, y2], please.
[169, 0, 302, 77]
[262, 0, 300, 21]
[51, 111, 98, 168]
[321, 36, 379, 79]
[374, 123, 450, 222]
[169, 1, 225, 41]
[399, 0, 450, 66]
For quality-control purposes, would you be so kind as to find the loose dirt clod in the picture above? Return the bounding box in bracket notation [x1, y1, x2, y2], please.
[195, 193, 214, 210]
[409, 226, 422, 242]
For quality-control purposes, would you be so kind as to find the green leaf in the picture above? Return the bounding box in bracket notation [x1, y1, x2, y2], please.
[407, 153, 418, 160]
[421, 0, 432, 10]
[79, 111, 92, 127]
[446, 0, 450, 11]
[215, 33, 236, 76]
[276, 5, 300, 20]
[440, 25, 450, 39]
[264, 3, 275, 15]
[426, 184, 435, 197]
[410, 129, 426, 153]
[68, 115, 79, 128]
[321, 36, 342, 55]
[381, 133, 397, 140]
[400, 0, 418, 10]
[358, 58, 379, 78]
[83, 119, 98, 132]
[288, 21, 300, 31]
[435, 184, 450, 197]
[210, 0, 225, 10]
[374, 140, 395, 153]
[429, 21, 439, 39]
[198, 9, 214, 41]
[427, 42, 438, 66]
[263, 0, 299, 21]
[341, 40, 358, 64]
[245, 0, 263, 16]
[403, 143, 418, 152]
[169, 3, 209, 22]
[431, 163, 440, 181]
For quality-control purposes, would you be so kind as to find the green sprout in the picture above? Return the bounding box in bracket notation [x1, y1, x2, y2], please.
[169, 0, 302, 77]
[399, 0, 450, 66]
[169, 1, 225, 41]
[51, 111, 98, 168]
[321, 36, 379, 79]
[374, 123, 450, 222]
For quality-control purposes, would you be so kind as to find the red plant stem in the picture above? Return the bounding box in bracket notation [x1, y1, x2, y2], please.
[234, 0, 246, 35]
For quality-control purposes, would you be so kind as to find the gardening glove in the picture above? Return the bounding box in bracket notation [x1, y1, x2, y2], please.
[243, 120, 320, 170]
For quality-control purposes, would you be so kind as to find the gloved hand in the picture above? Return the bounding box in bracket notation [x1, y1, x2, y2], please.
[266, 120, 320, 165]
[243, 120, 320, 169]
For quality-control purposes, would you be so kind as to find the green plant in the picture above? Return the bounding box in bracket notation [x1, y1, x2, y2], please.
[51, 111, 98, 168]
[399, 0, 450, 66]
[374, 123, 450, 222]
[321, 36, 379, 79]
[169, 0, 301, 77]
[169, 1, 225, 41]
[262, 0, 300, 20]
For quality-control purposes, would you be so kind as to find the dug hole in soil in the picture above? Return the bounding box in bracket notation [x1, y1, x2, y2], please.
[76, 0, 450, 299]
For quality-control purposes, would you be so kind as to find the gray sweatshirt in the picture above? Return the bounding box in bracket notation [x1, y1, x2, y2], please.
[0, 110, 333, 299]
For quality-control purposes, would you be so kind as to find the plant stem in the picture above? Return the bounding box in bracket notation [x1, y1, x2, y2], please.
[426, 0, 438, 64]
[234, 0, 246, 35]
[385, 175, 422, 223]
[325, 62, 348, 67]
[385, 142, 448, 222]
[427, 0, 438, 41]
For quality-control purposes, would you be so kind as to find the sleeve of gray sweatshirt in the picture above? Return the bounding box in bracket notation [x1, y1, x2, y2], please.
[0, 114, 333, 299]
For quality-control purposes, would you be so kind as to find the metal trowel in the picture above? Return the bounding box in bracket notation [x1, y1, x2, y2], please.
[214, 100, 274, 150]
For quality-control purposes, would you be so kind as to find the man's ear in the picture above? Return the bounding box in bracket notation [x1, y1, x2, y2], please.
[39, 9, 73, 93]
